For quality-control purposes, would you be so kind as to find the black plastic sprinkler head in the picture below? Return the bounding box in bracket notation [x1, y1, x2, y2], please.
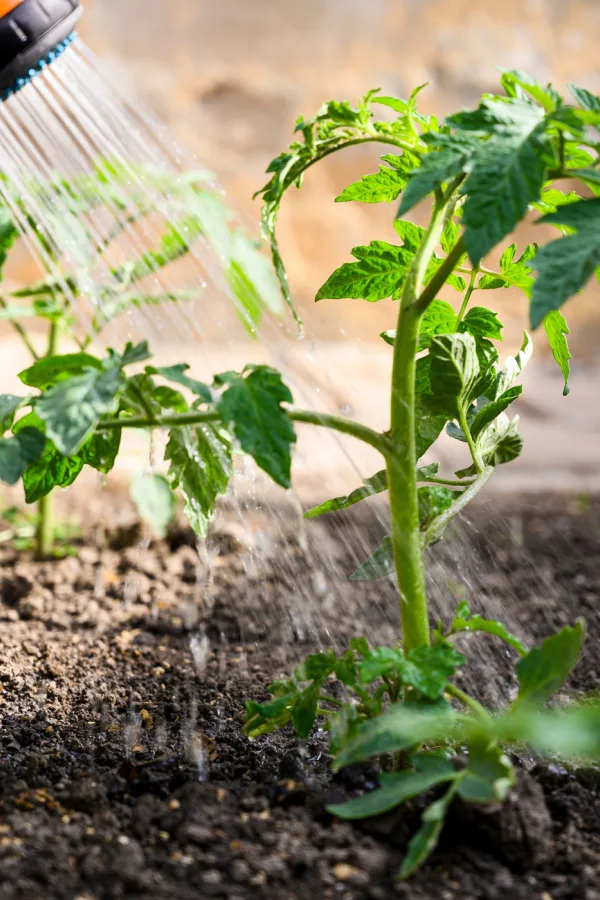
[0, 0, 81, 101]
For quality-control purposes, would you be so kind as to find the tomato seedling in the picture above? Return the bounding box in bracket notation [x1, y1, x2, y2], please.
[2, 72, 600, 876]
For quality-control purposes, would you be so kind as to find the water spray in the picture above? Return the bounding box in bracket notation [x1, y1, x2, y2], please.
[0, 0, 80, 100]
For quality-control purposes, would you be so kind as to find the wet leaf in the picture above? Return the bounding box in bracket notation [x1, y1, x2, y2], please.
[305, 470, 387, 518]
[428, 333, 480, 418]
[457, 743, 514, 803]
[0, 395, 24, 432]
[292, 682, 321, 739]
[513, 621, 585, 710]
[0, 428, 46, 486]
[349, 536, 395, 581]
[401, 646, 466, 700]
[398, 785, 456, 878]
[215, 365, 295, 488]
[147, 364, 212, 403]
[131, 472, 176, 538]
[543, 310, 571, 395]
[315, 241, 413, 302]
[19, 353, 103, 390]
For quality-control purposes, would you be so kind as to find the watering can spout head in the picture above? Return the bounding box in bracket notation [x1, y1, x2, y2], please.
[0, 0, 82, 100]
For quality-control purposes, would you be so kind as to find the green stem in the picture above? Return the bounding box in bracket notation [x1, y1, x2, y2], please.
[418, 474, 476, 488]
[35, 319, 60, 560]
[445, 683, 493, 724]
[421, 466, 493, 547]
[459, 406, 484, 474]
[0, 296, 40, 360]
[98, 408, 388, 455]
[413, 237, 466, 316]
[455, 266, 479, 327]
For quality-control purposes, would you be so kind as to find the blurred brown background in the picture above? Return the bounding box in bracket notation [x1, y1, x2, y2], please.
[78, 0, 600, 355]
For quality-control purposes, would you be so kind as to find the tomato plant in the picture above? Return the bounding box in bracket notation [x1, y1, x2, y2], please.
[2, 73, 600, 877]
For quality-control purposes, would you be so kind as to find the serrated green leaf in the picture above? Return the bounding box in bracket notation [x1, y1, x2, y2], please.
[304, 469, 387, 519]
[215, 365, 295, 488]
[316, 241, 412, 302]
[336, 158, 410, 204]
[543, 309, 571, 396]
[147, 363, 212, 403]
[568, 83, 600, 113]
[36, 364, 123, 457]
[19, 353, 102, 390]
[328, 762, 457, 820]
[418, 300, 457, 350]
[459, 307, 503, 341]
[500, 70, 559, 113]
[474, 413, 524, 469]
[152, 385, 188, 413]
[22, 443, 84, 503]
[531, 198, 600, 328]
[166, 424, 233, 539]
[350, 637, 370, 657]
[303, 650, 336, 681]
[496, 242, 537, 295]
[359, 647, 404, 684]
[449, 609, 527, 656]
[131, 472, 176, 538]
[120, 341, 151, 366]
[495, 331, 533, 397]
[513, 621, 585, 711]
[457, 743, 514, 803]
[349, 536, 395, 581]
[332, 701, 456, 771]
[0, 428, 46, 486]
[393, 219, 425, 251]
[460, 119, 548, 265]
[428, 333, 480, 418]
[398, 134, 480, 216]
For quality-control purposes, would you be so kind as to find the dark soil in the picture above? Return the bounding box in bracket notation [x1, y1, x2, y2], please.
[1, 492, 600, 899]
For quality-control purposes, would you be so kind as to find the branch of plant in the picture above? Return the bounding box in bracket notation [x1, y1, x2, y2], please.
[459, 406, 485, 474]
[98, 407, 389, 455]
[413, 237, 467, 316]
[445, 683, 493, 724]
[0, 296, 40, 360]
[421, 466, 494, 548]
[456, 266, 479, 327]
[420, 474, 477, 488]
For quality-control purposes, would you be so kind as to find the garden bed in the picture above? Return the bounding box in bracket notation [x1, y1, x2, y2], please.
[0, 492, 599, 900]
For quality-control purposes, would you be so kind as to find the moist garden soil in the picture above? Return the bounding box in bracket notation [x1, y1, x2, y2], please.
[1, 491, 600, 900]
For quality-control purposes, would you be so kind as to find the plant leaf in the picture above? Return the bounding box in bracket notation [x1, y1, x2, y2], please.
[449, 605, 527, 656]
[304, 470, 387, 518]
[531, 198, 600, 328]
[336, 156, 412, 204]
[428, 333, 480, 418]
[35, 364, 123, 456]
[19, 353, 103, 389]
[470, 385, 522, 440]
[131, 472, 176, 538]
[166, 424, 233, 539]
[457, 743, 514, 803]
[349, 536, 395, 581]
[418, 300, 457, 350]
[0, 428, 46, 486]
[147, 363, 212, 403]
[0, 395, 24, 432]
[291, 681, 321, 739]
[398, 134, 480, 216]
[316, 241, 413, 302]
[543, 309, 571, 396]
[459, 307, 504, 341]
[401, 646, 466, 700]
[399, 786, 456, 879]
[215, 365, 296, 488]
[513, 621, 585, 710]
[328, 762, 457, 820]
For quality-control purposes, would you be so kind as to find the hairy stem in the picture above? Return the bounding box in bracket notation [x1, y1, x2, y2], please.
[459, 406, 485, 474]
[455, 267, 479, 327]
[98, 408, 388, 455]
[421, 466, 493, 547]
[35, 319, 60, 560]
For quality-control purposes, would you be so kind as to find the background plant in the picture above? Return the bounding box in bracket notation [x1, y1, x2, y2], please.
[2, 73, 600, 876]
[0, 159, 282, 558]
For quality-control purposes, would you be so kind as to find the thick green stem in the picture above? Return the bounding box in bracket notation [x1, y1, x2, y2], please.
[387, 303, 429, 653]
[35, 320, 59, 560]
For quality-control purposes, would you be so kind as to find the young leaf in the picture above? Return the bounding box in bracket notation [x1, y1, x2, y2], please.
[449, 607, 527, 657]
[495, 331, 533, 397]
[336, 155, 412, 204]
[399, 786, 456, 879]
[418, 300, 457, 350]
[543, 309, 571, 396]
[328, 762, 457, 820]
[428, 333, 480, 418]
[457, 743, 514, 803]
[398, 133, 480, 216]
[147, 363, 212, 403]
[349, 536, 395, 581]
[418, 486, 456, 529]
[401, 646, 465, 700]
[166, 424, 233, 539]
[568, 83, 600, 114]
[35, 364, 123, 456]
[530, 198, 600, 328]
[131, 472, 176, 538]
[359, 647, 404, 684]
[469, 385, 523, 440]
[315, 242, 412, 302]
[215, 365, 296, 488]
[120, 341, 152, 366]
[304, 470, 387, 518]
[291, 682, 321, 739]
[513, 621, 585, 710]
[0, 428, 46, 485]
[332, 701, 456, 770]
[458, 307, 504, 341]
[475, 414, 524, 468]
[22, 444, 84, 503]
[19, 353, 102, 389]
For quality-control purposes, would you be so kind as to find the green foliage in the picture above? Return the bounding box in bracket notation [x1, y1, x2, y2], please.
[130, 472, 176, 538]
